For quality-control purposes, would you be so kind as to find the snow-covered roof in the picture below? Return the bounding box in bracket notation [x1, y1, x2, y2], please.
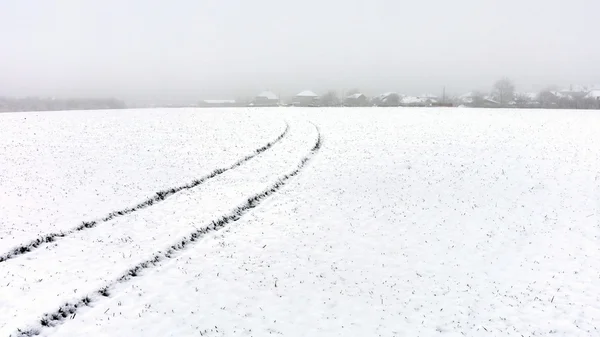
[459, 92, 476, 99]
[513, 92, 537, 102]
[347, 93, 365, 99]
[550, 91, 574, 100]
[483, 96, 500, 104]
[295, 90, 319, 97]
[379, 92, 399, 99]
[586, 90, 600, 99]
[202, 99, 236, 104]
[419, 93, 438, 99]
[401, 96, 426, 104]
[561, 85, 589, 93]
[458, 92, 481, 103]
[256, 91, 278, 100]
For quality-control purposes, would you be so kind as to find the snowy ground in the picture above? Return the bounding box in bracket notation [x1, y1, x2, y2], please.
[0, 109, 282, 249]
[1, 108, 599, 336]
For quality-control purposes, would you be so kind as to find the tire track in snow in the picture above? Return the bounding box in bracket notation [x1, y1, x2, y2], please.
[12, 122, 321, 337]
[0, 122, 289, 264]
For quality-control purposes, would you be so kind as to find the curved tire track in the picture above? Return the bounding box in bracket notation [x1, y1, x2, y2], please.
[0, 122, 289, 264]
[12, 122, 321, 337]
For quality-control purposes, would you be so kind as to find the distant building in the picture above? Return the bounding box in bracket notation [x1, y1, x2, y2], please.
[457, 92, 477, 105]
[483, 96, 500, 106]
[513, 93, 540, 107]
[250, 91, 279, 107]
[401, 96, 429, 106]
[550, 91, 574, 100]
[585, 90, 600, 101]
[198, 99, 237, 107]
[419, 93, 438, 100]
[560, 85, 591, 99]
[372, 92, 401, 107]
[344, 93, 368, 107]
[292, 90, 319, 106]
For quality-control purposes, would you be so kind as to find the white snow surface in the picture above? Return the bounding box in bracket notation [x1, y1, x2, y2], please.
[0, 109, 281, 249]
[2, 108, 600, 337]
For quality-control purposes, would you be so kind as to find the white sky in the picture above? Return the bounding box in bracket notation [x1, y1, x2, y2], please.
[0, 0, 598, 103]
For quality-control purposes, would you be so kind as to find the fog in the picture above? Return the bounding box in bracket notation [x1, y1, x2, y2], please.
[1, 0, 598, 104]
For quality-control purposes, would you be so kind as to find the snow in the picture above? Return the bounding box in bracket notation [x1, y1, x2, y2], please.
[0, 109, 281, 251]
[295, 90, 318, 97]
[256, 91, 278, 100]
[2, 108, 600, 336]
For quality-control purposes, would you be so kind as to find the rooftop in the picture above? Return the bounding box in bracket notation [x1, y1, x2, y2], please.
[256, 91, 278, 100]
[296, 90, 319, 97]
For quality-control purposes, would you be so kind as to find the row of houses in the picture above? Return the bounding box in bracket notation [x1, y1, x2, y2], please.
[199, 90, 447, 108]
[199, 85, 600, 109]
[457, 85, 600, 108]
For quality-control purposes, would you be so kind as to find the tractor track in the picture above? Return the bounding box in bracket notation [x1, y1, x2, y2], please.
[0, 122, 289, 264]
[12, 122, 321, 337]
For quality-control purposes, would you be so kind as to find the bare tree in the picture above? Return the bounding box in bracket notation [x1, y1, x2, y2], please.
[492, 78, 515, 105]
[320, 90, 340, 106]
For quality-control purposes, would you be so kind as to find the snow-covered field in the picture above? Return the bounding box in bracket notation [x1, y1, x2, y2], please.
[1, 108, 599, 336]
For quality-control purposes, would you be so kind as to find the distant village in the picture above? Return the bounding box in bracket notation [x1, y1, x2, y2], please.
[199, 83, 600, 110]
[2, 82, 599, 112]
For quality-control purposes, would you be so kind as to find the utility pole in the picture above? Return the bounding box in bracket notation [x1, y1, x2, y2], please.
[442, 86, 446, 103]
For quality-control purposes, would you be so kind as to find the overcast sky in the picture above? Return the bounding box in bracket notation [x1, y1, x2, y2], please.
[0, 0, 598, 104]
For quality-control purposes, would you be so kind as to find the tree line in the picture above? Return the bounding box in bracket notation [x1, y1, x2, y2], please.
[0, 97, 126, 112]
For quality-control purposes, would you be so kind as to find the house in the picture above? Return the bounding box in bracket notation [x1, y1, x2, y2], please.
[419, 93, 438, 101]
[292, 90, 319, 106]
[198, 99, 237, 107]
[585, 90, 600, 101]
[250, 91, 279, 107]
[372, 92, 401, 107]
[550, 91, 574, 100]
[401, 96, 434, 106]
[399, 94, 439, 107]
[457, 92, 477, 105]
[457, 92, 503, 107]
[344, 93, 368, 107]
[560, 85, 591, 99]
[483, 96, 500, 106]
[513, 92, 540, 107]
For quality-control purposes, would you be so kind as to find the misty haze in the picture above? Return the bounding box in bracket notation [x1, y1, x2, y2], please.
[1, 0, 599, 106]
[1, 1, 599, 336]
